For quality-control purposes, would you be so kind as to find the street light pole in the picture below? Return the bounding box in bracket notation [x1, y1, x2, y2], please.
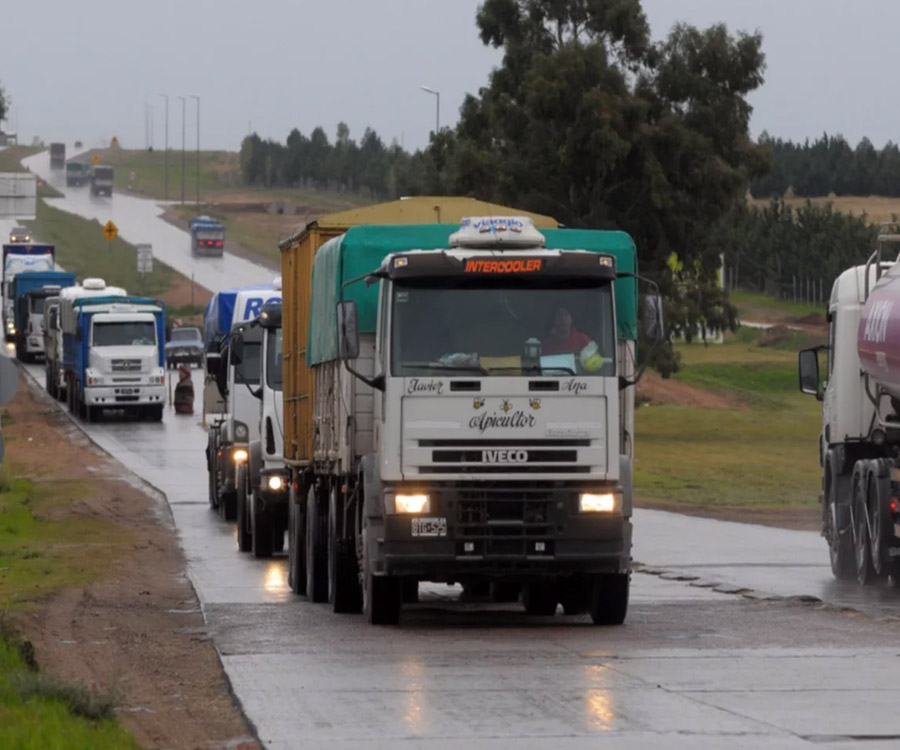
[177, 95, 186, 204]
[420, 85, 440, 134]
[190, 95, 200, 207]
[159, 94, 169, 200]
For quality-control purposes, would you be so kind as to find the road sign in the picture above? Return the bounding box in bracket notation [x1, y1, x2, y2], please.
[129, 171, 136, 182]
[111, 136, 119, 147]
[102, 220, 118, 241]
[136, 243, 153, 274]
[91, 154, 100, 165]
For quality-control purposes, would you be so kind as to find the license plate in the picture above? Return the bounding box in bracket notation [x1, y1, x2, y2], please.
[120, 388, 136, 395]
[411, 517, 447, 538]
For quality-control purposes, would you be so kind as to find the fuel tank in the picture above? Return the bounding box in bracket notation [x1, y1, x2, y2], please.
[858, 262, 900, 401]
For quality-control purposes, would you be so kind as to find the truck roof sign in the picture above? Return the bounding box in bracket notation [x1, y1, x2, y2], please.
[450, 216, 546, 249]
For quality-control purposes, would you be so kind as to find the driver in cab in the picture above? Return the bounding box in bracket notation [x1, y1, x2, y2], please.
[541, 307, 590, 355]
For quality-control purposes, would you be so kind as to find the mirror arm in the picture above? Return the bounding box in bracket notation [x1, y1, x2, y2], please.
[342, 359, 385, 391]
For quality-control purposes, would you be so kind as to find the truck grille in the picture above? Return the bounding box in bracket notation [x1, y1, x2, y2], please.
[111, 359, 142, 372]
[419, 438, 589, 475]
[454, 483, 557, 557]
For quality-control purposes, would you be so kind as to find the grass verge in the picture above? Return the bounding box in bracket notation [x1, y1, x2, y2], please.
[731, 290, 824, 319]
[23, 200, 177, 298]
[0, 147, 40, 173]
[634, 334, 822, 511]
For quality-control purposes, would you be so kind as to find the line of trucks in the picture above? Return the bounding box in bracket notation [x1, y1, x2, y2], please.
[203, 198, 664, 625]
[50, 142, 114, 195]
[3, 241, 167, 421]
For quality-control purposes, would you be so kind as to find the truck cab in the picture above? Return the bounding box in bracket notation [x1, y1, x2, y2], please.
[205, 283, 282, 520]
[90, 165, 114, 197]
[66, 161, 89, 187]
[233, 301, 289, 557]
[3, 244, 55, 341]
[190, 216, 225, 257]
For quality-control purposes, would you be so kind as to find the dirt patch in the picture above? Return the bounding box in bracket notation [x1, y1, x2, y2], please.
[636, 370, 746, 409]
[4, 372, 259, 750]
[636, 497, 820, 531]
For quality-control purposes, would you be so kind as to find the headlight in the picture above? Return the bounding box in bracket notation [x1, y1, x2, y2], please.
[267, 475, 284, 491]
[394, 493, 430, 514]
[86, 370, 102, 386]
[579, 492, 618, 513]
[232, 448, 249, 463]
[234, 421, 249, 441]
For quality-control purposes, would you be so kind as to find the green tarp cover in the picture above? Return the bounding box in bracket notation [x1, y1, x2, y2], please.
[307, 224, 637, 365]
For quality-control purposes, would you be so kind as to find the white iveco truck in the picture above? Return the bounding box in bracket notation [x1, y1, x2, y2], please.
[283, 217, 660, 625]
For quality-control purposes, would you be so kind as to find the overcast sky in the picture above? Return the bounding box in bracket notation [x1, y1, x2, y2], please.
[0, 1, 896, 153]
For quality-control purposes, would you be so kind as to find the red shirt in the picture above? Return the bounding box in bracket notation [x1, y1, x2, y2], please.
[541, 330, 590, 355]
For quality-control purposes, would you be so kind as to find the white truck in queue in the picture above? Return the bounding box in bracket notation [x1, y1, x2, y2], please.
[281, 217, 661, 625]
[800, 228, 900, 585]
[3, 244, 55, 341]
[205, 281, 282, 521]
[232, 301, 290, 557]
[44, 279, 128, 401]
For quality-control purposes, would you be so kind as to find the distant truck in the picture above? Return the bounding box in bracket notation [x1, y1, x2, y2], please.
[233, 301, 289, 558]
[204, 282, 282, 521]
[11, 270, 75, 361]
[60, 293, 166, 422]
[189, 216, 225, 257]
[44, 279, 128, 401]
[280, 217, 659, 625]
[65, 161, 90, 187]
[90, 165, 114, 197]
[50, 143, 66, 170]
[3, 244, 55, 341]
[800, 229, 900, 586]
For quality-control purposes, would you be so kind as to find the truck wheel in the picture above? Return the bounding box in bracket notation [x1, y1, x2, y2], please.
[207, 434, 218, 511]
[588, 573, 629, 625]
[251, 491, 273, 559]
[825, 468, 854, 580]
[219, 490, 237, 523]
[149, 404, 163, 422]
[870, 460, 892, 578]
[306, 487, 328, 602]
[364, 569, 402, 625]
[328, 486, 362, 613]
[523, 582, 558, 616]
[236, 468, 252, 552]
[559, 577, 588, 615]
[853, 463, 881, 586]
[288, 491, 307, 595]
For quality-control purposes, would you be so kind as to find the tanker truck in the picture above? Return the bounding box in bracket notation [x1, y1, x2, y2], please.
[799, 229, 900, 585]
[281, 217, 662, 625]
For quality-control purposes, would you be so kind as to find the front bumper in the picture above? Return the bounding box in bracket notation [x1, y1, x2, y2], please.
[377, 483, 631, 580]
[84, 383, 166, 407]
[25, 336, 44, 354]
[167, 349, 202, 364]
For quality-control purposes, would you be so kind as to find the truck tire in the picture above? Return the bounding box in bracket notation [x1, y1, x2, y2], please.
[236, 467, 252, 552]
[364, 569, 402, 626]
[328, 486, 362, 613]
[558, 577, 588, 615]
[825, 466, 854, 580]
[588, 573, 629, 625]
[853, 462, 882, 586]
[251, 491, 274, 559]
[523, 582, 558, 616]
[306, 486, 328, 602]
[219, 490, 237, 522]
[207, 434, 218, 512]
[288, 490, 306, 595]
[402, 579, 419, 604]
[870, 459, 892, 578]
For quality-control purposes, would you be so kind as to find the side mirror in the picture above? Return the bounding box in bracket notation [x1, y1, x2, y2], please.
[49, 309, 57, 329]
[641, 293, 665, 344]
[798, 347, 824, 401]
[337, 300, 360, 361]
[205, 351, 221, 378]
[230, 334, 244, 365]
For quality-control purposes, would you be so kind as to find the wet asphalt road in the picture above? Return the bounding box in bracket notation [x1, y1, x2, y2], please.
[6, 160, 900, 747]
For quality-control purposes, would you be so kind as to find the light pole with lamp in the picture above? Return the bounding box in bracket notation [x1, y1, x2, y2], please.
[420, 85, 440, 134]
[190, 95, 200, 207]
[159, 94, 169, 200]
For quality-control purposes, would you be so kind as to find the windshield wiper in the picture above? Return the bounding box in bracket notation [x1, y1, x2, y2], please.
[399, 361, 489, 375]
[483, 365, 578, 376]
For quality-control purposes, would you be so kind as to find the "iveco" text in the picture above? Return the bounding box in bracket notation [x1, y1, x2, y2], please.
[482, 449, 528, 463]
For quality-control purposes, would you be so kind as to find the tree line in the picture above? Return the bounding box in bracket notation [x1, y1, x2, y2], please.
[751, 133, 900, 198]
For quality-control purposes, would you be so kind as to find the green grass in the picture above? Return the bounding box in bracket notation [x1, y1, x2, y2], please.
[634, 337, 822, 511]
[0, 473, 129, 608]
[24, 201, 178, 298]
[731, 290, 825, 319]
[0, 146, 40, 173]
[0, 630, 138, 749]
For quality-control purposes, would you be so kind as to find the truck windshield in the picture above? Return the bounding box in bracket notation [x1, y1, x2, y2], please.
[266, 329, 283, 390]
[391, 281, 616, 377]
[236, 342, 261, 386]
[30, 297, 45, 314]
[93, 321, 156, 346]
[170, 328, 201, 343]
[94, 168, 113, 179]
